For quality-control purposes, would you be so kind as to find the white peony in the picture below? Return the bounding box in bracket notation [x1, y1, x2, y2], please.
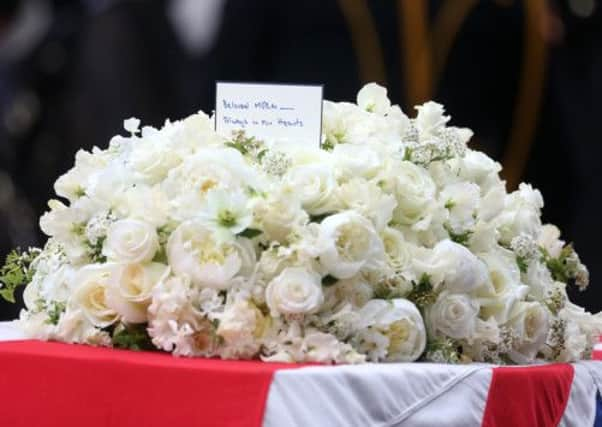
[70, 264, 119, 328]
[103, 219, 159, 264]
[317, 211, 384, 279]
[355, 299, 426, 362]
[216, 301, 262, 359]
[167, 221, 255, 289]
[253, 191, 308, 243]
[265, 267, 323, 317]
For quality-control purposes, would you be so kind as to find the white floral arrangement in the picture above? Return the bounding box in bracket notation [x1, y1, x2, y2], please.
[1, 83, 600, 364]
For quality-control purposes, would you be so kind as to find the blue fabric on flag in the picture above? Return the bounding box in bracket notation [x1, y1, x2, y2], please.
[594, 392, 602, 427]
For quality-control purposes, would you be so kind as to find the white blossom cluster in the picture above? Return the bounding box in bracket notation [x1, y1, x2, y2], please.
[11, 83, 601, 364]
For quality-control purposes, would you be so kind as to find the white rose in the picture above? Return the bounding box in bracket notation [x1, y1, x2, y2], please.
[355, 299, 426, 362]
[495, 183, 543, 244]
[380, 160, 436, 226]
[129, 128, 183, 184]
[336, 178, 396, 230]
[478, 249, 529, 324]
[428, 291, 479, 340]
[55, 308, 111, 346]
[507, 302, 549, 363]
[440, 182, 480, 232]
[71, 264, 119, 328]
[106, 262, 169, 323]
[331, 143, 382, 180]
[380, 227, 414, 272]
[103, 219, 159, 263]
[415, 101, 450, 138]
[253, 191, 308, 243]
[167, 221, 255, 289]
[455, 149, 502, 192]
[356, 82, 391, 115]
[317, 211, 384, 279]
[417, 240, 487, 293]
[282, 163, 339, 215]
[265, 267, 323, 317]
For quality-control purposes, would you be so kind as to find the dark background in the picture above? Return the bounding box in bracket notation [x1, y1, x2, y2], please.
[1, 0, 601, 319]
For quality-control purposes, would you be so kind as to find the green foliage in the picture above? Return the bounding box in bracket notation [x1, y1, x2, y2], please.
[444, 223, 473, 247]
[407, 273, 438, 310]
[541, 245, 576, 283]
[423, 338, 462, 363]
[309, 213, 333, 224]
[238, 228, 263, 239]
[112, 323, 156, 351]
[225, 130, 265, 158]
[321, 275, 338, 287]
[0, 248, 39, 303]
[516, 255, 529, 274]
[46, 301, 66, 325]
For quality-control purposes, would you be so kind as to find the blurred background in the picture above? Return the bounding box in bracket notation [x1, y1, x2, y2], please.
[0, 0, 601, 319]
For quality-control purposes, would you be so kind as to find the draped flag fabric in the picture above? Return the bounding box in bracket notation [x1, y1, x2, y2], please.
[1, 324, 602, 427]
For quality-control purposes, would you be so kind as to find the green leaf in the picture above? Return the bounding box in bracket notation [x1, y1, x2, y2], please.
[309, 213, 333, 224]
[112, 323, 156, 351]
[321, 275, 338, 287]
[238, 228, 263, 239]
[0, 248, 39, 303]
[444, 223, 473, 247]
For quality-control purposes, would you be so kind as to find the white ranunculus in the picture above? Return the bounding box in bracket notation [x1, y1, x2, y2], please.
[103, 219, 159, 263]
[507, 302, 549, 363]
[417, 240, 488, 293]
[355, 299, 426, 362]
[265, 267, 323, 317]
[380, 160, 436, 226]
[70, 264, 119, 328]
[428, 291, 479, 340]
[317, 211, 384, 279]
[356, 82, 391, 115]
[167, 221, 255, 289]
[282, 163, 339, 215]
[106, 262, 169, 323]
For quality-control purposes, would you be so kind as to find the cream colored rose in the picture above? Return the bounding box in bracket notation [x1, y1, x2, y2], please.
[265, 267, 323, 317]
[71, 264, 119, 328]
[102, 219, 159, 263]
[282, 163, 339, 215]
[106, 262, 169, 323]
[507, 302, 549, 363]
[428, 291, 479, 340]
[317, 211, 384, 279]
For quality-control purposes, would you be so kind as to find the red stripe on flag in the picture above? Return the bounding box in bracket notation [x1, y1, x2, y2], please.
[482, 364, 574, 427]
[0, 341, 304, 427]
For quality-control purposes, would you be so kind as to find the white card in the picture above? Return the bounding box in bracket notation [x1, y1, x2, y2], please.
[215, 82, 323, 147]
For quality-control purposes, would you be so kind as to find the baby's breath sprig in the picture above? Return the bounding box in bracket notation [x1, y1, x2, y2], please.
[541, 244, 589, 290]
[406, 273, 438, 311]
[225, 130, 267, 161]
[423, 337, 462, 363]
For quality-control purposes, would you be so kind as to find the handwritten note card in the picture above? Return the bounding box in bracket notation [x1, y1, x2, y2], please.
[215, 82, 323, 146]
